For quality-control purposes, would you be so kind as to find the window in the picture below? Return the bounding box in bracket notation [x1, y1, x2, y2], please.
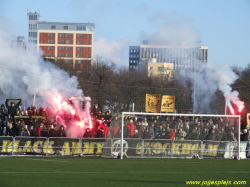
[51, 25, 56, 29]
[87, 41, 91, 45]
[87, 34, 91, 38]
[66, 53, 71, 57]
[78, 61, 82, 64]
[87, 54, 90, 58]
[48, 33, 53, 37]
[76, 25, 86, 30]
[60, 34, 65, 37]
[41, 33, 44, 37]
[48, 47, 53, 50]
[158, 67, 167, 72]
[48, 53, 53, 57]
[63, 26, 68, 30]
[41, 47, 44, 50]
[60, 53, 64, 57]
[66, 60, 71, 63]
[60, 40, 65, 44]
[48, 40, 53, 44]
[78, 41, 83, 44]
[78, 47, 83, 51]
[67, 34, 72, 37]
[41, 40, 44, 43]
[78, 54, 83, 57]
[87, 47, 90, 51]
[78, 34, 83, 38]
[66, 40, 71, 44]
[60, 47, 65, 50]
[67, 47, 71, 50]
[148, 66, 153, 70]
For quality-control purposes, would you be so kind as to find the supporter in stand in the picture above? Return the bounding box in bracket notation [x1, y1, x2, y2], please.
[38, 107, 47, 117]
[83, 128, 93, 138]
[142, 128, 150, 139]
[41, 124, 48, 137]
[97, 127, 105, 138]
[5, 99, 22, 119]
[170, 129, 175, 140]
[133, 129, 139, 138]
[12, 120, 20, 136]
[92, 104, 99, 117]
[241, 129, 248, 141]
[48, 125, 57, 137]
[57, 125, 66, 137]
[137, 121, 144, 138]
[0, 104, 7, 123]
[29, 125, 39, 137]
[37, 123, 43, 137]
[127, 119, 136, 138]
[155, 124, 166, 139]
[110, 116, 120, 138]
[141, 118, 149, 129]
[20, 125, 30, 136]
[32, 118, 39, 130]
[149, 123, 155, 138]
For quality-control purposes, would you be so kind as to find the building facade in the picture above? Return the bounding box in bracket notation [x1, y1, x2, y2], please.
[11, 35, 26, 49]
[27, 12, 95, 67]
[129, 40, 208, 74]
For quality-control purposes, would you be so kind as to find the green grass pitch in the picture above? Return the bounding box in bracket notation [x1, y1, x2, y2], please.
[0, 156, 249, 187]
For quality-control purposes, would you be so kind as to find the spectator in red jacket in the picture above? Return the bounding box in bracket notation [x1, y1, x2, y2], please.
[127, 119, 136, 137]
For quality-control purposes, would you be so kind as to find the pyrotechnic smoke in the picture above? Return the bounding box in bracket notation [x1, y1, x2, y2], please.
[94, 38, 129, 66]
[180, 62, 244, 114]
[0, 29, 91, 137]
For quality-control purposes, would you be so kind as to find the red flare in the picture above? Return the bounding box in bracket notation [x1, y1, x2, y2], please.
[238, 105, 244, 113]
[230, 108, 235, 115]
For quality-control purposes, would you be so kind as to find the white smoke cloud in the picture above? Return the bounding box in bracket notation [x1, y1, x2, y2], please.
[0, 29, 83, 107]
[140, 11, 200, 46]
[94, 38, 129, 65]
[180, 62, 244, 114]
[0, 29, 95, 137]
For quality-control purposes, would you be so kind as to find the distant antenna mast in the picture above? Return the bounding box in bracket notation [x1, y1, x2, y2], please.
[38, 9, 40, 15]
[27, 7, 29, 13]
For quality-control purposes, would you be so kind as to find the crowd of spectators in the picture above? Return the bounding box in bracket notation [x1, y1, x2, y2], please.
[0, 100, 112, 138]
[0, 99, 249, 142]
[116, 115, 250, 142]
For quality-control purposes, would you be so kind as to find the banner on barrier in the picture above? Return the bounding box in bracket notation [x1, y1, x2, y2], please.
[0, 137, 248, 159]
[0, 137, 106, 155]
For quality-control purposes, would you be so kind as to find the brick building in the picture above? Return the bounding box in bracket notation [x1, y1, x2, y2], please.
[27, 12, 95, 67]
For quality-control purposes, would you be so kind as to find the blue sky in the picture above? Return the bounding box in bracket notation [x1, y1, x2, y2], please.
[0, 0, 250, 68]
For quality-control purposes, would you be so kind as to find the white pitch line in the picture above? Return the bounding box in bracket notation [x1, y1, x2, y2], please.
[1, 171, 250, 174]
[25, 159, 248, 164]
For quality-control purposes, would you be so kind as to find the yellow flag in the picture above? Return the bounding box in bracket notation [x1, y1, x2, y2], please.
[145, 94, 161, 113]
[161, 95, 175, 112]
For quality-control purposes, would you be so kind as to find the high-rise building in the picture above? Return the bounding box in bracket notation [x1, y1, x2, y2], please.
[11, 35, 26, 49]
[129, 40, 208, 74]
[27, 12, 95, 67]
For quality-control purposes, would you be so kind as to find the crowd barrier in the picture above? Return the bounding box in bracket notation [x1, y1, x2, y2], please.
[0, 137, 249, 159]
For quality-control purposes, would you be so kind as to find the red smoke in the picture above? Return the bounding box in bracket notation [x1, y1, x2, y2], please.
[52, 93, 93, 137]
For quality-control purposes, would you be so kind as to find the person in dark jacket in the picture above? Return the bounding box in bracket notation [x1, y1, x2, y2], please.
[83, 128, 93, 138]
[5, 99, 22, 119]
[241, 129, 248, 141]
[57, 125, 66, 137]
[48, 125, 57, 137]
[97, 127, 105, 138]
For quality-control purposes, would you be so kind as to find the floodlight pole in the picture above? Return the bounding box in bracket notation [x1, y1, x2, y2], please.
[120, 112, 124, 159]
